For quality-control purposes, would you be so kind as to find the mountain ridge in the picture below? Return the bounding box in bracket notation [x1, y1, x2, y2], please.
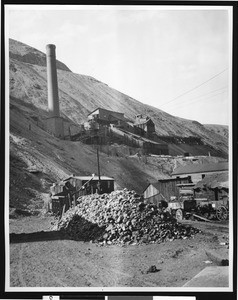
[9, 38, 71, 72]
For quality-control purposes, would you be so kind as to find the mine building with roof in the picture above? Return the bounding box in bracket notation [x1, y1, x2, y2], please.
[83, 107, 169, 155]
[171, 162, 228, 183]
[133, 114, 155, 138]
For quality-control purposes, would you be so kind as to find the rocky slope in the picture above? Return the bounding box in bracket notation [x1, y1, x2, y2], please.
[204, 124, 229, 139]
[9, 38, 71, 72]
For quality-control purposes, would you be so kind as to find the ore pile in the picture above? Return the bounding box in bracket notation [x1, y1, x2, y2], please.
[56, 189, 200, 245]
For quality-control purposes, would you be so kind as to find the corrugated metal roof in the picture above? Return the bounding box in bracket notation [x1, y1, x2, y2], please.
[172, 162, 228, 176]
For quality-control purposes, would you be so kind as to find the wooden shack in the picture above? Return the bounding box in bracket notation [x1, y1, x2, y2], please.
[143, 176, 192, 206]
[156, 176, 192, 200]
[143, 182, 168, 207]
[50, 175, 115, 215]
[67, 175, 114, 195]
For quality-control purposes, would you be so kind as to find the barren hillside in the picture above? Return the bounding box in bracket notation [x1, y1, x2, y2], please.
[9, 38, 228, 152]
[204, 124, 229, 139]
[8, 38, 228, 212]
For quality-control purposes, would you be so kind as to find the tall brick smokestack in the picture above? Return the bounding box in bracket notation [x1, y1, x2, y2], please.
[45, 44, 64, 138]
[46, 44, 60, 117]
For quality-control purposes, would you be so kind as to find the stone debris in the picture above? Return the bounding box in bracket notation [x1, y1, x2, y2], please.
[55, 188, 201, 245]
[146, 265, 160, 273]
[203, 260, 213, 264]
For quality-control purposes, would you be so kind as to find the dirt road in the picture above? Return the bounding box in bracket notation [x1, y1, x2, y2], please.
[9, 215, 229, 288]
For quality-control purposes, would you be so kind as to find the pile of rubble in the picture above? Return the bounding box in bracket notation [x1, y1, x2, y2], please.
[55, 189, 200, 245]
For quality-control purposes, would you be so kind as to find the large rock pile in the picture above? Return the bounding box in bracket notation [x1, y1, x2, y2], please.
[56, 189, 200, 245]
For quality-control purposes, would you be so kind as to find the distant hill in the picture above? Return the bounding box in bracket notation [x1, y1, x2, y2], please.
[204, 124, 229, 139]
[9, 38, 71, 71]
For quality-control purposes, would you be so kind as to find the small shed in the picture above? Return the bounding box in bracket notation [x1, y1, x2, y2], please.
[143, 176, 192, 207]
[50, 175, 115, 215]
[156, 176, 192, 200]
[67, 175, 115, 195]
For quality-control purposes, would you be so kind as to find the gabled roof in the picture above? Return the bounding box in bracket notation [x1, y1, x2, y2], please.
[172, 162, 228, 176]
[150, 182, 161, 191]
[143, 182, 161, 193]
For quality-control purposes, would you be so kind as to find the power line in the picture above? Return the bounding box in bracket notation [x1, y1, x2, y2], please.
[168, 90, 227, 111]
[166, 86, 228, 109]
[160, 68, 228, 108]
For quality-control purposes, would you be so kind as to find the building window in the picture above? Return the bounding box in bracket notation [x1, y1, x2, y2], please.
[202, 174, 205, 179]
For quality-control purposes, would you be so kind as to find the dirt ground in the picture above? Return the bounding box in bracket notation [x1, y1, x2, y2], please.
[9, 215, 229, 288]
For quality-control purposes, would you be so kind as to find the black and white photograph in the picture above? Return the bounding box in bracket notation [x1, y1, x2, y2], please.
[3, 2, 235, 294]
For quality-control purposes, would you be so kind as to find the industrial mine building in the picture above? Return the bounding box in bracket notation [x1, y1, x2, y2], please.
[84, 107, 169, 155]
[44, 44, 168, 155]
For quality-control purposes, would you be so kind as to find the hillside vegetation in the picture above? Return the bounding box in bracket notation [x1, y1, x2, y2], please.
[9, 38, 228, 212]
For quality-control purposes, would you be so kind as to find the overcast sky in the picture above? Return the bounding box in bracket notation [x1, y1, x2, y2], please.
[6, 5, 232, 125]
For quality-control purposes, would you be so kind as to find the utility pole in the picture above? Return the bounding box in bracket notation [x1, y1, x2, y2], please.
[97, 147, 101, 194]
